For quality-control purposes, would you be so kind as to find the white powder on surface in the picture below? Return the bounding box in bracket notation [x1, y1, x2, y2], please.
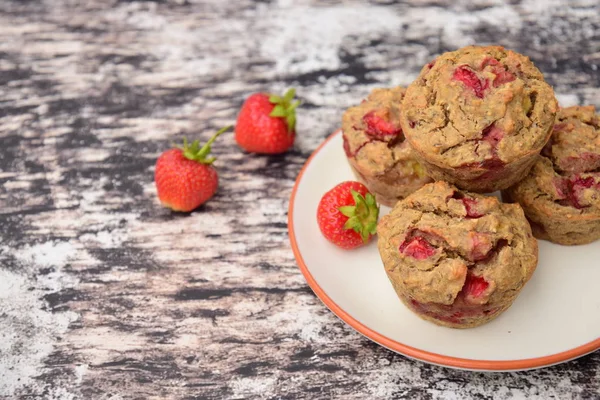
[230, 376, 277, 398]
[0, 241, 79, 397]
[0, 269, 77, 397]
[259, 5, 404, 76]
[364, 360, 426, 399]
[258, 3, 523, 78]
[12, 241, 76, 269]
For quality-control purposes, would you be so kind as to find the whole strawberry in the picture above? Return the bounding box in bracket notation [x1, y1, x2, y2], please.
[317, 181, 380, 249]
[235, 88, 299, 154]
[155, 126, 231, 212]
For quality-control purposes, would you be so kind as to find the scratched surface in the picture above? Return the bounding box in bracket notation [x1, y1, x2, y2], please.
[1, 0, 599, 399]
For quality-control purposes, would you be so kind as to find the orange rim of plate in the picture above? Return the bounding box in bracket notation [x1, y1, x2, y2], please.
[287, 129, 600, 371]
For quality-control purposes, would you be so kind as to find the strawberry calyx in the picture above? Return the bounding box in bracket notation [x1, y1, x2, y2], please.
[268, 88, 300, 134]
[338, 190, 379, 243]
[180, 125, 232, 165]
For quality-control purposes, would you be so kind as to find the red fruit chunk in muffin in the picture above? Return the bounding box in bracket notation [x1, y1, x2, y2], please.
[482, 124, 504, 148]
[399, 236, 436, 260]
[363, 111, 402, 139]
[560, 153, 600, 174]
[467, 232, 494, 262]
[461, 274, 489, 298]
[450, 191, 485, 218]
[452, 66, 488, 98]
[462, 197, 484, 218]
[481, 57, 516, 87]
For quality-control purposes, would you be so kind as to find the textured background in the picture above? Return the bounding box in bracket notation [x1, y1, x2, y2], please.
[1, 0, 599, 399]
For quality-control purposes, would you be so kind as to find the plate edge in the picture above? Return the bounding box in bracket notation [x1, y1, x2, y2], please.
[287, 129, 600, 371]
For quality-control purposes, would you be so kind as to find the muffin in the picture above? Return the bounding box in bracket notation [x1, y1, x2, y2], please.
[342, 86, 432, 207]
[400, 46, 558, 193]
[503, 106, 600, 245]
[377, 181, 538, 328]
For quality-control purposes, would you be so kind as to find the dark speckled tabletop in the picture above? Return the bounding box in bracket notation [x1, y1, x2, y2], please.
[1, 0, 599, 399]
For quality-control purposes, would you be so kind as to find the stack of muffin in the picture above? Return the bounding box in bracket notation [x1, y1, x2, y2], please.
[341, 46, 600, 328]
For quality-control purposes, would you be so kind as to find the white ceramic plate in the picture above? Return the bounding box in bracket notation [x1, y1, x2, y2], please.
[288, 130, 600, 371]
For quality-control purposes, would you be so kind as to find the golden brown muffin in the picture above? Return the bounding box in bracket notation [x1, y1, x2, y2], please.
[400, 46, 558, 193]
[342, 87, 432, 207]
[377, 181, 538, 328]
[503, 106, 600, 245]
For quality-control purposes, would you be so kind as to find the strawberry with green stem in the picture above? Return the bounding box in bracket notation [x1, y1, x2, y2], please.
[155, 126, 231, 212]
[235, 88, 300, 154]
[317, 181, 380, 249]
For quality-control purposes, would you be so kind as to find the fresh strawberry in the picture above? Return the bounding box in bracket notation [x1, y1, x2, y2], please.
[155, 126, 231, 212]
[235, 88, 300, 154]
[317, 181, 379, 249]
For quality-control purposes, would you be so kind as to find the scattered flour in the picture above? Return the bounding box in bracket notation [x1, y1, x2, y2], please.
[259, 5, 404, 75]
[0, 241, 79, 397]
[230, 376, 277, 398]
[38, 386, 78, 400]
[258, 3, 522, 77]
[364, 360, 424, 399]
[12, 241, 76, 270]
[265, 306, 334, 344]
[0, 269, 77, 397]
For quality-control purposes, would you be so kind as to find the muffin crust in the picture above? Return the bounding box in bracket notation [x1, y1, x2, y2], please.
[377, 181, 538, 328]
[342, 87, 431, 206]
[503, 106, 600, 245]
[401, 46, 558, 192]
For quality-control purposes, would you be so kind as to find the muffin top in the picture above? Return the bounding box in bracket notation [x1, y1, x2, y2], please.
[400, 46, 558, 168]
[342, 86, 426, 177]
[377, 181, 537, 306]
[510, 106, 600, 214]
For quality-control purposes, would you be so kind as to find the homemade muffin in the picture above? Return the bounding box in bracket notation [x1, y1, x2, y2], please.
[377, 181, 538, 328]
[400, 46, 558, 193]
[342, 86, 432, 207]
[503, 106, 600, 245]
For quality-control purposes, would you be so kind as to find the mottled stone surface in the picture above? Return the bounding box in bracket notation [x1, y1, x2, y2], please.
[0, 0, 599, 399]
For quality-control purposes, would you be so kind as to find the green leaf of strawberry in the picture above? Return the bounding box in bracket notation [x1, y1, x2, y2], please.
[268, 88, 300, 133]
[340, 190, 379, 243]
[179, 125, 231, 165]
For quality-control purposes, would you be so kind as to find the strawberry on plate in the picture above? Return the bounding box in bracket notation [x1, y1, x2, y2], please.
[155, 126, 231, 212]
[317, 181, 380, 249]
[235, 88, 300, 154]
